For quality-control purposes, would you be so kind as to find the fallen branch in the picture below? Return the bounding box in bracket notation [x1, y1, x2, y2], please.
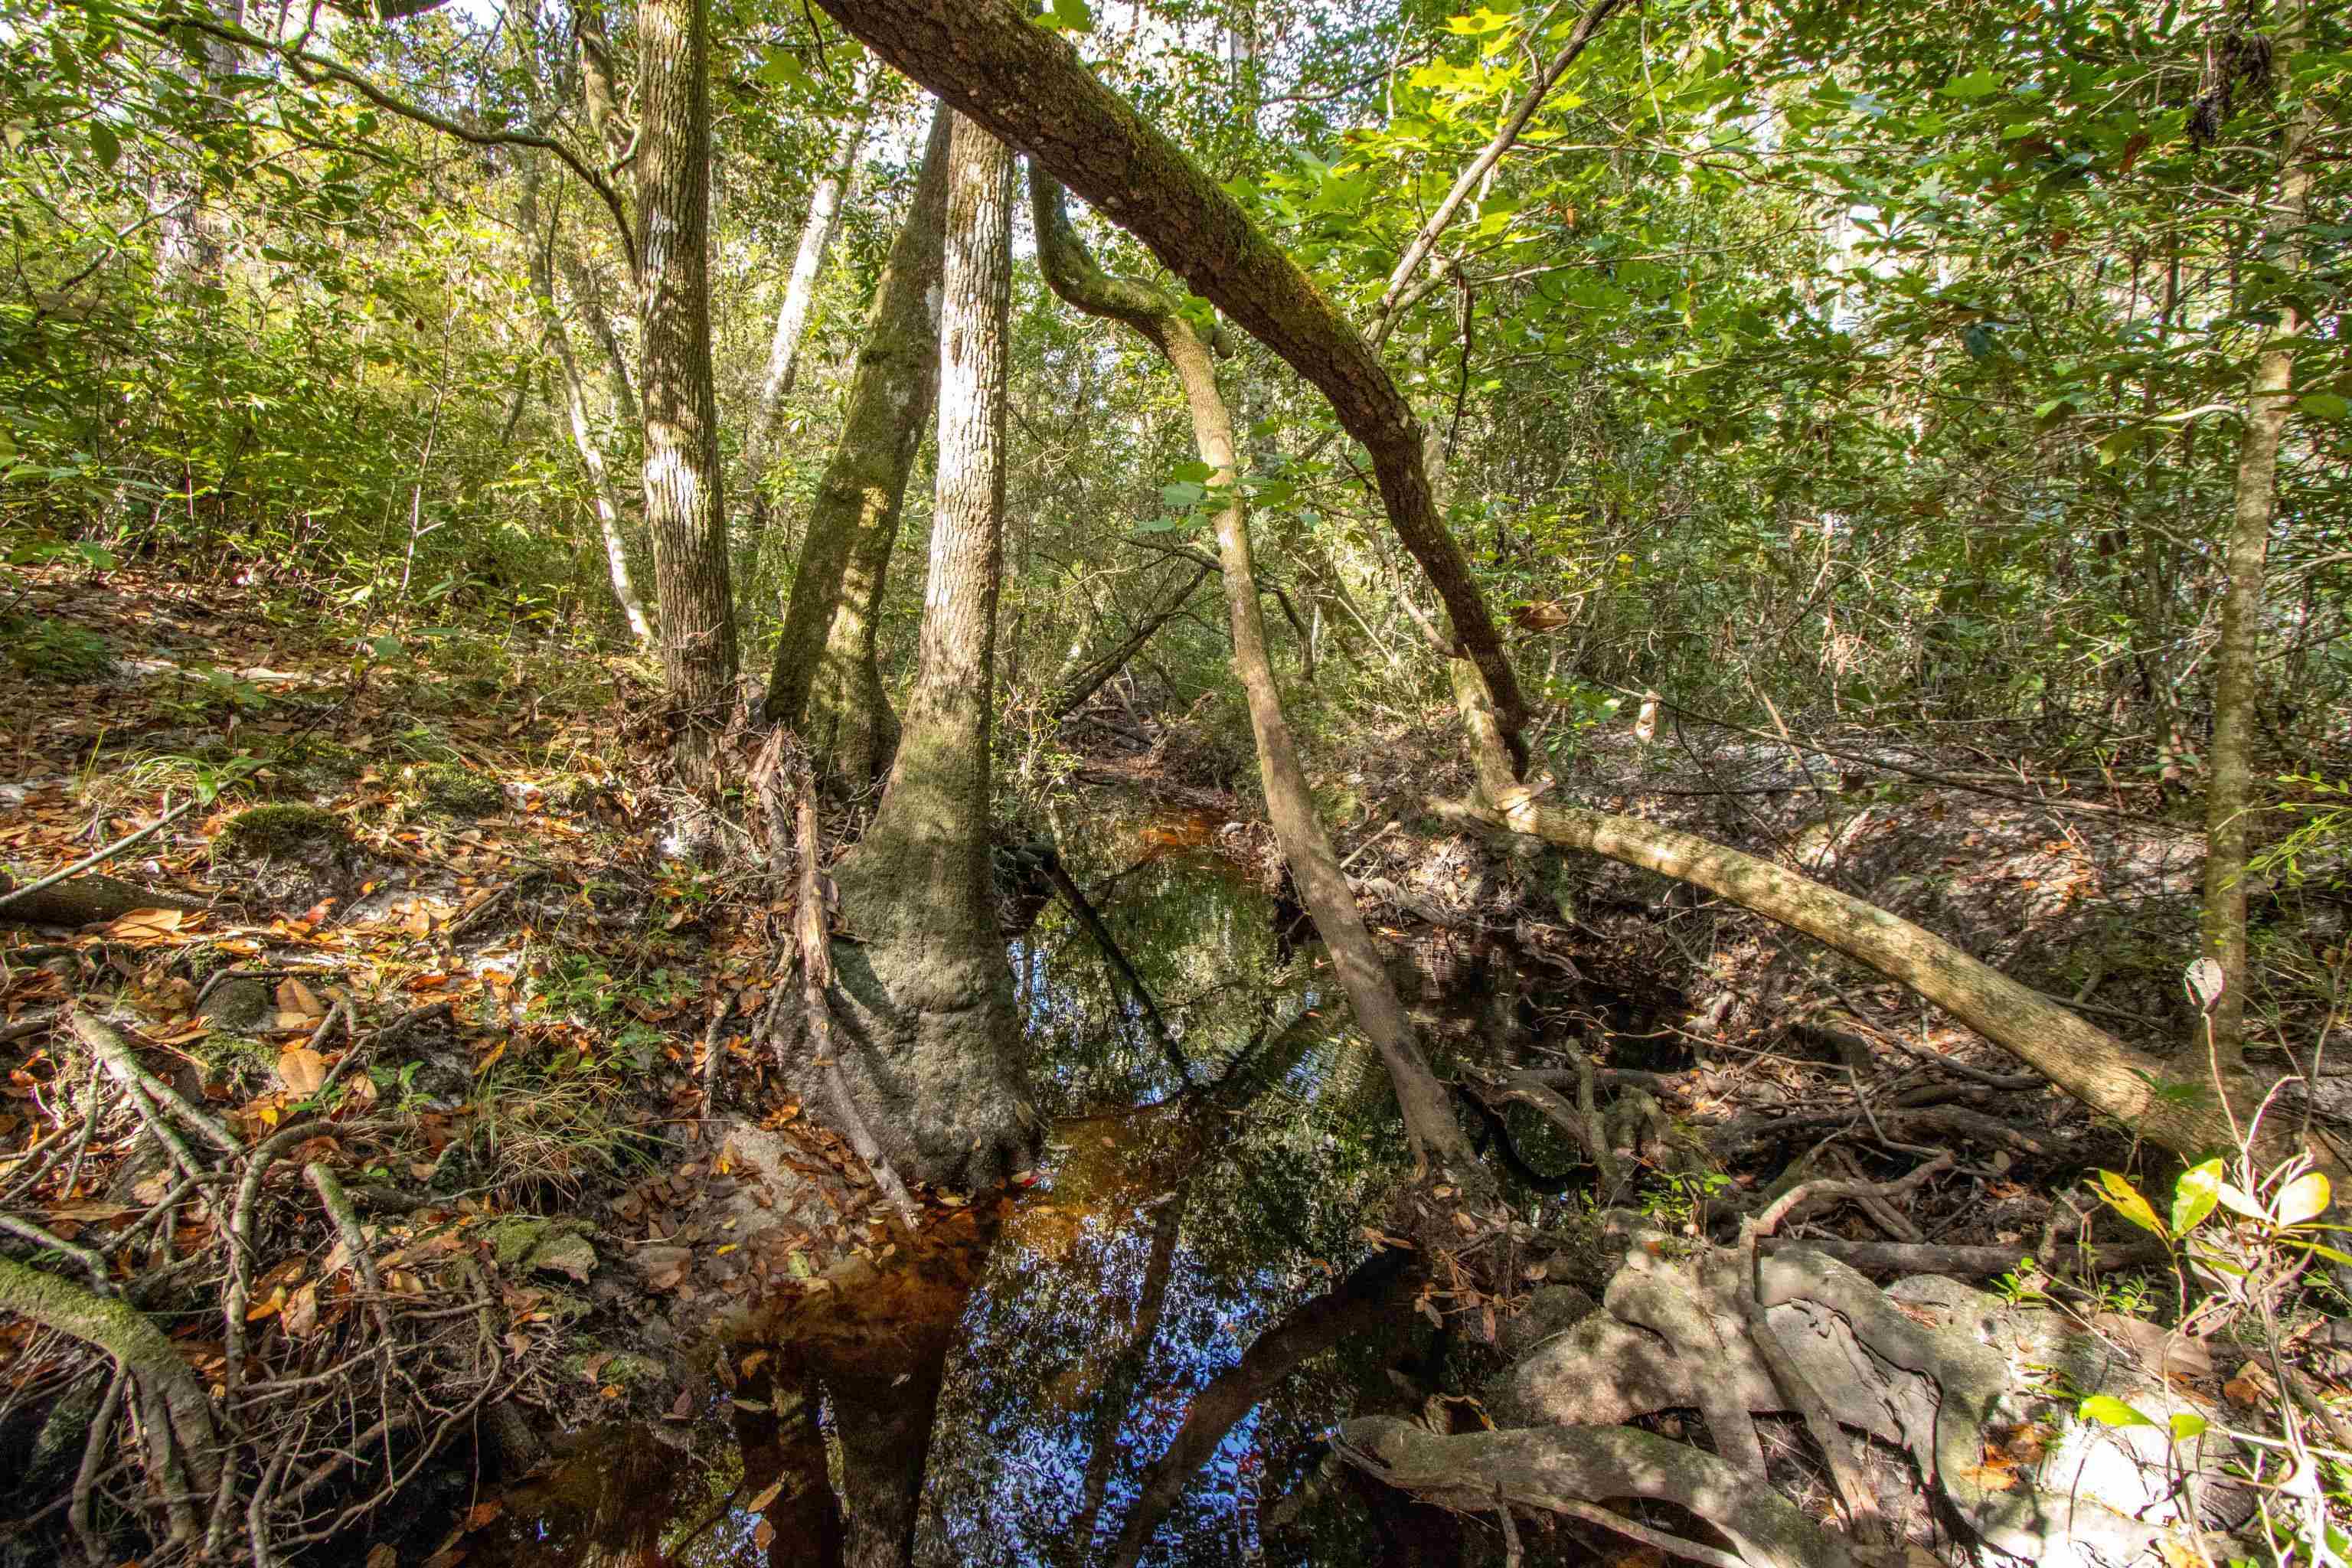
[0, 797, 204, 917]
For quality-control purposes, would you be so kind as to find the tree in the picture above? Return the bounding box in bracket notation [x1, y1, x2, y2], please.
[761, 101, 955, 782]
[792, 111, 1034, 1193]
[635, 0, 737, 778]
[2201, 0, 2318, 1075]
[1029, 166, 1486, 1199]
[743, 61, 886, 546]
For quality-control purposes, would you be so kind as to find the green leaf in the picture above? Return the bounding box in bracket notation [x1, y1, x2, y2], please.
[2299, 393, 2349, 420]
[1942, 70, 2002, 100]
[2169, 1412, 2208, 1441]
[1161, 481, 1207, 509]
[2094, 1170, 2166, 1238]
[1171, 461, 1214, 484]
[1047, 0, 1094, 31]
[2171, 1159, 2223, 1236]
[2079, 1394, 2154, 1428]
[758, 48, 814, 93]
[88, 120, 119, 170]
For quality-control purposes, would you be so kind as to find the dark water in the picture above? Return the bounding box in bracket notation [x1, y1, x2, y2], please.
[471, 795, 1625, 1567]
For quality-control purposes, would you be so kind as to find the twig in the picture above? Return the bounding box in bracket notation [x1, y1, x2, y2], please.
[0, 1210, 112, 1292]
[0, 796, 204, 914]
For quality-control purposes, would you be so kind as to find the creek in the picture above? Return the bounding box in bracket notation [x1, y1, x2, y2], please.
[466, 792, 1665, 1568]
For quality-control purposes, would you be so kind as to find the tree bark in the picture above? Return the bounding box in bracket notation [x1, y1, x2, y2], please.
[520, 162, 653, 644]
[635, 0, 737, 777]
[2200, 0, 2314, 1076]
[808, 113, 1032, 1191]
[745, 65, 882, 544]
[803, 0, 1530, 750]
[1447, 658, 2347, 1181]
[763, 103, 954, 764]
[1027, 169, 1487, 1193]
[0, 1256, 223, 1542]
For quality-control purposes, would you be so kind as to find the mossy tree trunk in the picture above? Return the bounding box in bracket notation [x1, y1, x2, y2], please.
[635, 0, 737, 779]
[763, 103, 955, 792]
[804, 0, 1531, 752]
[808, 113, 1033, 1191]
[2201, 0, 2314, 1076]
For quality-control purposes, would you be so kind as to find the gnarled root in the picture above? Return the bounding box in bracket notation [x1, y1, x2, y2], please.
[1336, 1416, 1859, 1568]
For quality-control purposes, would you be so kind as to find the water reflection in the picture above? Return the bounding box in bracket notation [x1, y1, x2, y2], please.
[472, 795, 1587, 1566]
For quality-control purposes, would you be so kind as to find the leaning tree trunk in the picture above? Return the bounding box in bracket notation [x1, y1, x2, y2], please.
[743, 64, 884, 550]
[1448, 658, 2347, 1181]
[635, 0, 737, 779]
[795, 113, 1033, 1192]
[1028, 169, 1488, 1205]
[763, 102, 955, 772]
[2201, 0, 2314, 1077]
[519, 163, 653, 645]
[805, 0, 1530, 751]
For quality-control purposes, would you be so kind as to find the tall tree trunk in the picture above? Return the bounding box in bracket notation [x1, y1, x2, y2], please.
[2201, 0, 2314, 1076]
[635, 0, 738, 777]
[763, 103, 954, 763]
[805, 0, 1531, 750]
[519, 163, 654, 644]
[798, 113, 1033, 1191]
[1028, 169, 1487, 1202]
[745, 66, 883, 546]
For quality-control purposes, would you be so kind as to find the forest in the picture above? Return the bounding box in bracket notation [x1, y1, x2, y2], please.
[0, 0, 2347, 1563]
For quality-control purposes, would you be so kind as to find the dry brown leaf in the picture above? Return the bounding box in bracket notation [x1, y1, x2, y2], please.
[2223, 1361, 2278, 1408]
[282, 1281, 319, 1338]
[276, 977, 325, 1019]
[276, 1047, 327, 1095]
[365, 1546, 398, 1568]
[744, 1479, 785, 1514]
[109, 907, 185, 940]
[753, 1519, 777, 1550]
[462, 1501, 503, 1531]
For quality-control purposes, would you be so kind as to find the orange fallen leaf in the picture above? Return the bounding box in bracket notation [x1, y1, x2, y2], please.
[276, 1047, 327, 1095]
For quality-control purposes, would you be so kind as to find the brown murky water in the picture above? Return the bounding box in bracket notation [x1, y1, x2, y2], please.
[466, 796, 1622, 1567]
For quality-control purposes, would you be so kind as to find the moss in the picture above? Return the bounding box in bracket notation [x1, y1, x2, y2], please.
[564, 1348, 661, 1388]
[408, 761, 503, 818]
[196, 1032, 272, 1073]
[214, 803, 349, 858]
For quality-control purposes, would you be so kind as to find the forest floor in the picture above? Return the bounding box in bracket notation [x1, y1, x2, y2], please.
[3, 564, 2349, 1566]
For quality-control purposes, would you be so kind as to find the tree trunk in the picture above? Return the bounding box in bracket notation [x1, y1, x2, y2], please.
[2200, 0, 2314, 1076]
[1027, 169, 1488, 1196]
[560, 243, 640, 430]
[1447, 659, 2347, 1182]
[804, 0, 1530, 750]
[763, 103, 954, 765]
[804, 113, 1032, 1192]
[635, 0, 737, 778]
[519, 163, 653, 645]
[745, 66, 882, 545]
